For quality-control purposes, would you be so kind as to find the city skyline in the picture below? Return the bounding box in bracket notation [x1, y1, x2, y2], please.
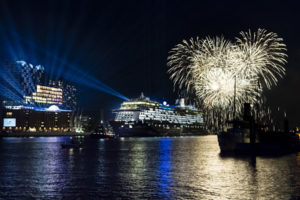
[0, 1, 299, 199]
[0, 0, 299, 126]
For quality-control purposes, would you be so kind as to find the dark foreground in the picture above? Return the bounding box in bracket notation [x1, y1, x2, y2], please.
[0, 136, 299, 199]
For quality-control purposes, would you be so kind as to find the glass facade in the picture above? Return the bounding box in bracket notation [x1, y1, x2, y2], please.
[25, 85, 63, 105]
[0, 60, 78, 133]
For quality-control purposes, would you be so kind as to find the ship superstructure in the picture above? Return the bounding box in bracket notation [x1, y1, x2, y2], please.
[110, 93, 204, 137]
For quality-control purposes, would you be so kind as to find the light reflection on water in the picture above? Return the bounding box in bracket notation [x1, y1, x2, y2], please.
[295, 152, 300, 198]
[0, 136, 298, 199]
[158, 138, 173, 199]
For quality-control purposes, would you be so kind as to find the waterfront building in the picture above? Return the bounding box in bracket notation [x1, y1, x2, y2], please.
[63, 84, 77, 110]
[1, 105, 71, 133]
[18, 60, 45, 95]
[49, 79, 77, 110]
[0, 60, 44, 105]
[24, 85, 63, 106]
[0, 60, 77, 133]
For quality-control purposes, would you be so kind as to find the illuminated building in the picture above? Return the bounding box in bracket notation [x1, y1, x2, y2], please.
[18, 60, 45, 96]
[25, 85, 63, 106]
[0, 60, 77, 110]
[0, 60, 78, 133]
[63, 84, 77, 110]
[1, 105, 71, 133]
[49, 80, 77, 110]
[0, 60, 45, 105]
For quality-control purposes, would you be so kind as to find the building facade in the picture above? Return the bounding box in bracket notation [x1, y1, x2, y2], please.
[0, 60, 77, 133]
[25, 85, 63, 106]
[1, 106, 71, 133]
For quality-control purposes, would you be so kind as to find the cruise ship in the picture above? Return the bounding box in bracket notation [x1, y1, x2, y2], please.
[109, 93, 204, 137]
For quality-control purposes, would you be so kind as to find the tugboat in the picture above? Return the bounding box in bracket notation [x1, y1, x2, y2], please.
[218, 120, 252, 153]
[218, 103, 300, 155]
[218, 103, 255, 154]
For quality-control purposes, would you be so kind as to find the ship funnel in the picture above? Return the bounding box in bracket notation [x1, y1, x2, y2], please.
[175, 98, 185, 107]
[243, 103, 251, 121]
[180, 98, 185, 107]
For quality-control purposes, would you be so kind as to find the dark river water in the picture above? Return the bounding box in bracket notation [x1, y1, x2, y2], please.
[0, 136, 299, 199]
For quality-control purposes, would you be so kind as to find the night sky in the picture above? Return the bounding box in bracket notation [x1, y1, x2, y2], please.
[0, 0, 299, 126]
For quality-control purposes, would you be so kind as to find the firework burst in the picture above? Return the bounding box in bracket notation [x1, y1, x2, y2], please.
[167, 29, 287, 129]
[195, 68, 258, 110]
[235, 29, 287, 88]
[167, 37, 201, 93]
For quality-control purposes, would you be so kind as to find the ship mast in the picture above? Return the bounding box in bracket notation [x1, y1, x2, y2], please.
[233, 75, 236, 120]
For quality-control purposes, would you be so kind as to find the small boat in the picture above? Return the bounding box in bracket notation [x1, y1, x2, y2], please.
[89, 124, 115, 139]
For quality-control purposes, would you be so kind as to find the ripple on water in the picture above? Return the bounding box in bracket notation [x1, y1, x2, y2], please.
[0, 136, 298, 199]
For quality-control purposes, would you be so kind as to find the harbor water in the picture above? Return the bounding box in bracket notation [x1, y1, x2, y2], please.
[0, 136, 299, 199]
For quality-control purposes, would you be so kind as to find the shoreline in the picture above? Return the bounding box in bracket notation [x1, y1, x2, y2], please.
[0, 132, 216, 138]
[0, 132, 88, 137]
